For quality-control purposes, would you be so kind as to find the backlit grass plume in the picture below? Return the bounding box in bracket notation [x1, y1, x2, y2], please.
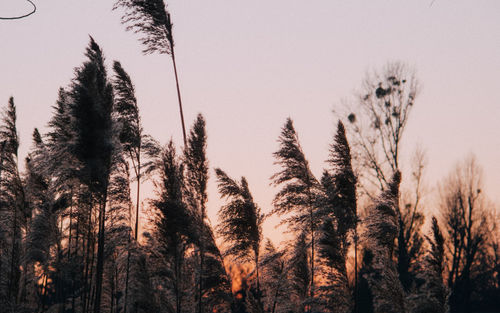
[114, 0, 187, 145]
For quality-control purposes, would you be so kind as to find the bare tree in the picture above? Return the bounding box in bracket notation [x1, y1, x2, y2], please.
[344, 61, 419, 195]
[396, 147, 426, 291]
[439, 156, 490, 313]
[344, 63, 423, 293]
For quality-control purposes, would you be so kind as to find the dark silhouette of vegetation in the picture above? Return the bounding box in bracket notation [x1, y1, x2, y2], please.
[270, 118, 321, 310]
[114, 0, 187, 145]
[0, 33, 498, 313]
[345, 62, 426, 294]
[215, 168, 264, 307]
[317, 121, 357, 313]
[362, 172, 406, 313]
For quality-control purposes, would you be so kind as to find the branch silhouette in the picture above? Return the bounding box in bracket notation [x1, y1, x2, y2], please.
[0, 0, 36, 20]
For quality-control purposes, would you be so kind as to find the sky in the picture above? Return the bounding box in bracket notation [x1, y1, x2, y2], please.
[1, 0, 499, 243]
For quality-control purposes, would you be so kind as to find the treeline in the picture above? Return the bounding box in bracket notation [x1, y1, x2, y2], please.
[0, 37, 498, 313]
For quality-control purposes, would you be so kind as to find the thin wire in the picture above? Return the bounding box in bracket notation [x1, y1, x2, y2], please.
[0, 0, 36, 20]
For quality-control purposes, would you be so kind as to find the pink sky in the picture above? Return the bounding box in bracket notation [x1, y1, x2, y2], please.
[1, 0, 499, 242]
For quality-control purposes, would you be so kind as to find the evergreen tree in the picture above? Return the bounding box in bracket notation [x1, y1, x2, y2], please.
[271, 118, 320, 309]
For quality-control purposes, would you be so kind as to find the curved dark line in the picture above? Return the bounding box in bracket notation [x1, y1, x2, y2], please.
[0, 0, 36, 20]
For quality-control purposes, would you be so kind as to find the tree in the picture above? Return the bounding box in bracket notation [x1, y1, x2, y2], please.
[439, 156, 490, 313]
[362, 172, 406, 313]
[344, 62, 423, 291]
[271, 118, 320, 308]
[215, 168, 265, 303]
[345, 62, 418, 193]
[396, 148, 426, 291]
[114, 0, 187, 145]
[68, 37, 115, 313]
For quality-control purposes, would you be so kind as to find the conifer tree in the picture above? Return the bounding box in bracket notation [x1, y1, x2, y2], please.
[271, 118, 320, 307]
[114, 0, 187, 145]
[215, 168, 264, 302]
